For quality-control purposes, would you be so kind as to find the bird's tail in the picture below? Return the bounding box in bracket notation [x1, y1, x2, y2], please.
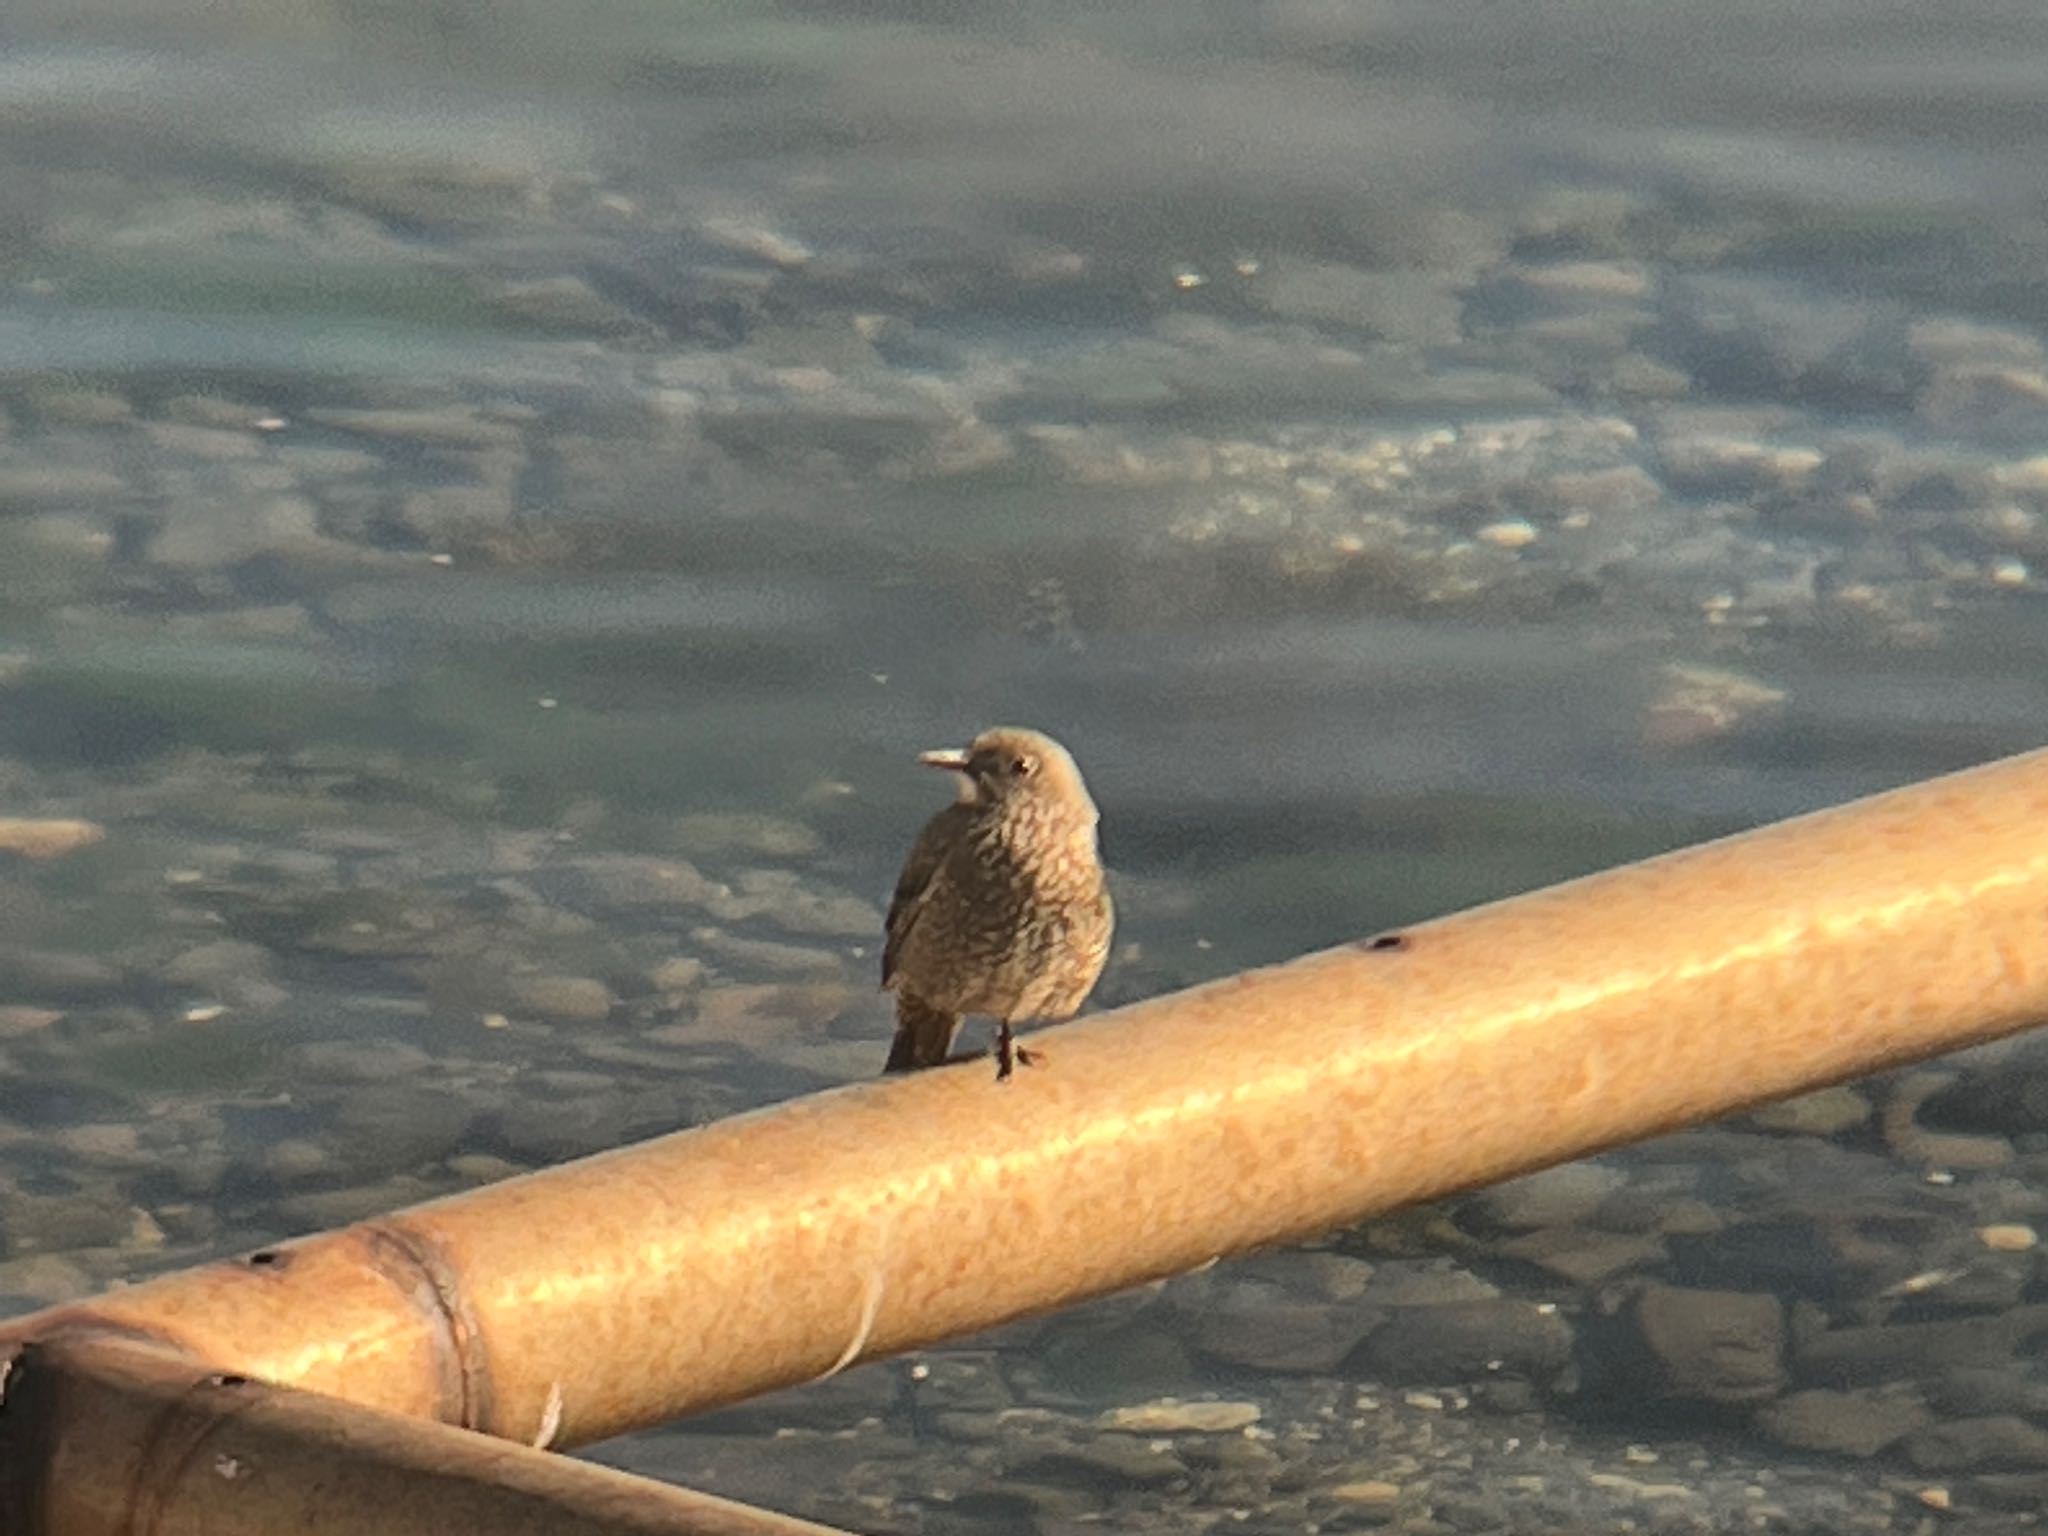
[884, 993, 963, 1073]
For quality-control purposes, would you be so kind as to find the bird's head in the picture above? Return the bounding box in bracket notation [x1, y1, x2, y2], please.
[919, 727, 1097, 820]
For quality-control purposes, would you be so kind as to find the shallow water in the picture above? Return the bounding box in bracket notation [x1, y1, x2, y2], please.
[5, 2, 2048, 1530]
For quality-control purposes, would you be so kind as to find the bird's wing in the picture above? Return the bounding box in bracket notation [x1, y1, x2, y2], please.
[882, 801, 973, 988]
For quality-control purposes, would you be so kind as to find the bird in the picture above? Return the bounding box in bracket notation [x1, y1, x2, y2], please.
[881, 727, 1114, 1080]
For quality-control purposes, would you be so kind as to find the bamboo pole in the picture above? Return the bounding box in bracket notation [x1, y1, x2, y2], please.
[0, 1334, 856, 1536]
[5, 746, 2048, 1453]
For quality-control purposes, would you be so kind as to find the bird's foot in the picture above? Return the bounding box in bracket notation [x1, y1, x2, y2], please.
[994, 1023, 1042, 1081]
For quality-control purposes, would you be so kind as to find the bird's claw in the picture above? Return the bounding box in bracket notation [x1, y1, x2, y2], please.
[994, 1024, 1042, 1081]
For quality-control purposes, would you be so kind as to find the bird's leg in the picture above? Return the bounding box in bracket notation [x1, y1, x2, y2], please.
[993, 1020, 1043, 1081]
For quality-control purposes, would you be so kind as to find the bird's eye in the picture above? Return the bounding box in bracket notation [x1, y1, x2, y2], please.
[1013, 755, 1036, 777]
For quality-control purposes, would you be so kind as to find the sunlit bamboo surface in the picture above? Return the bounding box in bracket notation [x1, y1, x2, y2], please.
[5, 745, 2047, 1457]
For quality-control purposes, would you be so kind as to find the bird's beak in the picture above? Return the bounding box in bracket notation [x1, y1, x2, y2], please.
[917, 748, 973, 773]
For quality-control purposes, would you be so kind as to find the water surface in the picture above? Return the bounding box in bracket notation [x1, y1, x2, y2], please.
[4, 4, 2048, 1531]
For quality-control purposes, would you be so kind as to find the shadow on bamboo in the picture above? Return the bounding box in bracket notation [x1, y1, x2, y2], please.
[4, 746, 2048, 1457]
[0, 1335, 851, 1536]
[0, 1333, 856, 1536]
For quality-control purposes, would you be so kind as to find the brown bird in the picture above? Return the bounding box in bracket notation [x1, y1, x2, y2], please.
[882, 727, 1114, 1079]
